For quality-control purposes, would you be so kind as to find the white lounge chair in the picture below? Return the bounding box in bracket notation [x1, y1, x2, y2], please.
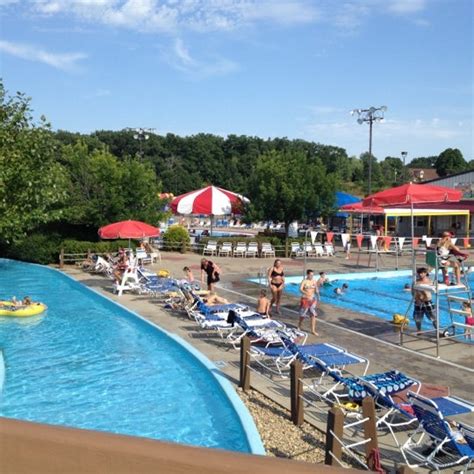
[324, 243, 335, 257]
[246, 241, 258, 258]
[233, 242, 247, 258]
[314, 243, 324, 257]
[303, 243, 316, 257]
[290, 242, 304, 258]
[261, 242, 275, 258]
[218, 242, 233, 257]
[202, 240, 217, 256]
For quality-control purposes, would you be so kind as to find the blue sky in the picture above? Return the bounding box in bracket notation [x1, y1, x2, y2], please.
[1, 0, 472, 162]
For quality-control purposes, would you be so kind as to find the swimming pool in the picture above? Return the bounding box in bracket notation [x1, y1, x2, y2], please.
[253, 270, 473, 338]
[0, 259, 264, 454]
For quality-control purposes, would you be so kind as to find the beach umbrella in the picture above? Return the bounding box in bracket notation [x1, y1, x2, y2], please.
[98, 220, 160, 248]
[170, 185, 249, 234]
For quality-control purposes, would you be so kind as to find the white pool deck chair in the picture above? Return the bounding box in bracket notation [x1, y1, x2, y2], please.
[324, 243, 335, 256]
[218, 241, 233, 257]
[314, 243, 324, 257]
[246, 241, 258, 258]
[233, 242, 247, 258]
[303, 243, 316, 257]
[290, 242, 304, 258]
[261, 242, 275, 258]
[202, 240, 218, 256]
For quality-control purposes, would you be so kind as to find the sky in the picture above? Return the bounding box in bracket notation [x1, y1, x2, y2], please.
[0, 0, 472, 162]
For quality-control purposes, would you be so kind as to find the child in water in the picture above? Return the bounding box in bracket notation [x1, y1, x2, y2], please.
[334, 283, 349, 295]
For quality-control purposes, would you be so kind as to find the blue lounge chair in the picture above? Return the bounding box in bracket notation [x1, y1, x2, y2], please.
[227, 313, 307, 349]
[250, 342, 369, 378]
[278, 332, 417, 406]
[400, 391, 474, 472]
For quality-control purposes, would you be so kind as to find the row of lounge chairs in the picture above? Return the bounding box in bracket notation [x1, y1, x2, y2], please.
[203, 241, 276, 258]
[290, 242, 335, 258]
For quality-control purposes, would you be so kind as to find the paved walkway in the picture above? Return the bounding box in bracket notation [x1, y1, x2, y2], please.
[63, 250, 474, 472]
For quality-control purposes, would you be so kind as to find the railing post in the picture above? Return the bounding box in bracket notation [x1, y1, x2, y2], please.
[290, 359, 304, 426]
[324, 406, 344, 465]
[59, 248, 64, 268]
[362, 397, 379, 467]
[239, 336, 250, 391]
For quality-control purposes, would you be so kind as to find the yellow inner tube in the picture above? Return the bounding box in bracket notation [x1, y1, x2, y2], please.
[393, 313, 409, 325]
[0, 301, 47, 318]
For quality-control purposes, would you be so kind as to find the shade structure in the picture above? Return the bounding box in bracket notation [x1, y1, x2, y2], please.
[339, 201, 384, 214]
[98, 220, 160, 240]
[362, 183, 462, 207]
[170, 186, 249, 216]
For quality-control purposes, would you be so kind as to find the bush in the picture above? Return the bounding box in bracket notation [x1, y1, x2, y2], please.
[6, 233, 62, 264]
[162, 225, 190, 252]
[61, 239, 131, 255]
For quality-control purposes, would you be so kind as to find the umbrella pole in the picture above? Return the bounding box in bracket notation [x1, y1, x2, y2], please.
[210, 214, 214, 237]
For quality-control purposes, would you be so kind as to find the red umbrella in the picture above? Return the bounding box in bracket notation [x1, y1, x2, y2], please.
[98, 220, 160, 240]
[362, 183, 462, 207]
[170, 185, 249, 215]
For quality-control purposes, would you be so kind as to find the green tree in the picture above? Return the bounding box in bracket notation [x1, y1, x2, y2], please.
[0, 82, 68, 243]
[60, 141, 165, 227]
[407, 156, 437, 168]
[380, 157, 411, 186]
[246, 150, 337, 247]
[435, 148, 467, 177]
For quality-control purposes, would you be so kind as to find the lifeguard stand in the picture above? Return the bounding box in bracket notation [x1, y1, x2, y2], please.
[402, 250, 472, 357]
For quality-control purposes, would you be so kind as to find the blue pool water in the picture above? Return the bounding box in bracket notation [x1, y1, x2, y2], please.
[259, 271, 472, 338]
[0, 259, 262, 453]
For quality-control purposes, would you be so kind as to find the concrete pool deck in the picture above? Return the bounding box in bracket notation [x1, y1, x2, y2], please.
[62, 250, 474, 471]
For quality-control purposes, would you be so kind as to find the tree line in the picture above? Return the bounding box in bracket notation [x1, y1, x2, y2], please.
[0, 81, 471, 255]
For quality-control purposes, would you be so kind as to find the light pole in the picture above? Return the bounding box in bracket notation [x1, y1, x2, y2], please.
[401, 151, 408, 166]
[351, 106, 387, 195]
[131, 127, 154, 158]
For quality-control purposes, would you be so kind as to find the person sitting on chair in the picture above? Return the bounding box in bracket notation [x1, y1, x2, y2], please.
[437, 231, 466, 286]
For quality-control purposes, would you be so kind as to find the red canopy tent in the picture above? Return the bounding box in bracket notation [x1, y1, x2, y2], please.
[362, 183, 462, 207]
[340, 201, 384, 214]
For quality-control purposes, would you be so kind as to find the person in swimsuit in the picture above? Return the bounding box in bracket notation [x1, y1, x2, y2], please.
[200, 258, 221, 291]
[437, 231, 464, 286]
[256, 289, 271, 318]
[412, 267, 437, 334]
[267, 259, 285, 314]
[299, 269, 319, 335]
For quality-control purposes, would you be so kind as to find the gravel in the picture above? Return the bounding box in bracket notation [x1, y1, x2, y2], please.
[238, 388, 326, 463]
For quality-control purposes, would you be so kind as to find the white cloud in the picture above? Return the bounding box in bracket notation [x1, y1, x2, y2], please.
[0, 40, 87, 71]
[387, 0, 426, 14]
[300, 113, 472, 158]
[165, 37, 238, 78]
[10, 0, 318, 33]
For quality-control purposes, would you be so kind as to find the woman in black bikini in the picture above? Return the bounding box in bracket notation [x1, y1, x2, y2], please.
[267, 259, 285, 315]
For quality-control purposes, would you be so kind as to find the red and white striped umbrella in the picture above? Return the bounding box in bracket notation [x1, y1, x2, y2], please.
[170, 185, 249, 215]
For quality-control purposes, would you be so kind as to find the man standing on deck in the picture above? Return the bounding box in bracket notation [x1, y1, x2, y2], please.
[298, 269, 319, 335]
